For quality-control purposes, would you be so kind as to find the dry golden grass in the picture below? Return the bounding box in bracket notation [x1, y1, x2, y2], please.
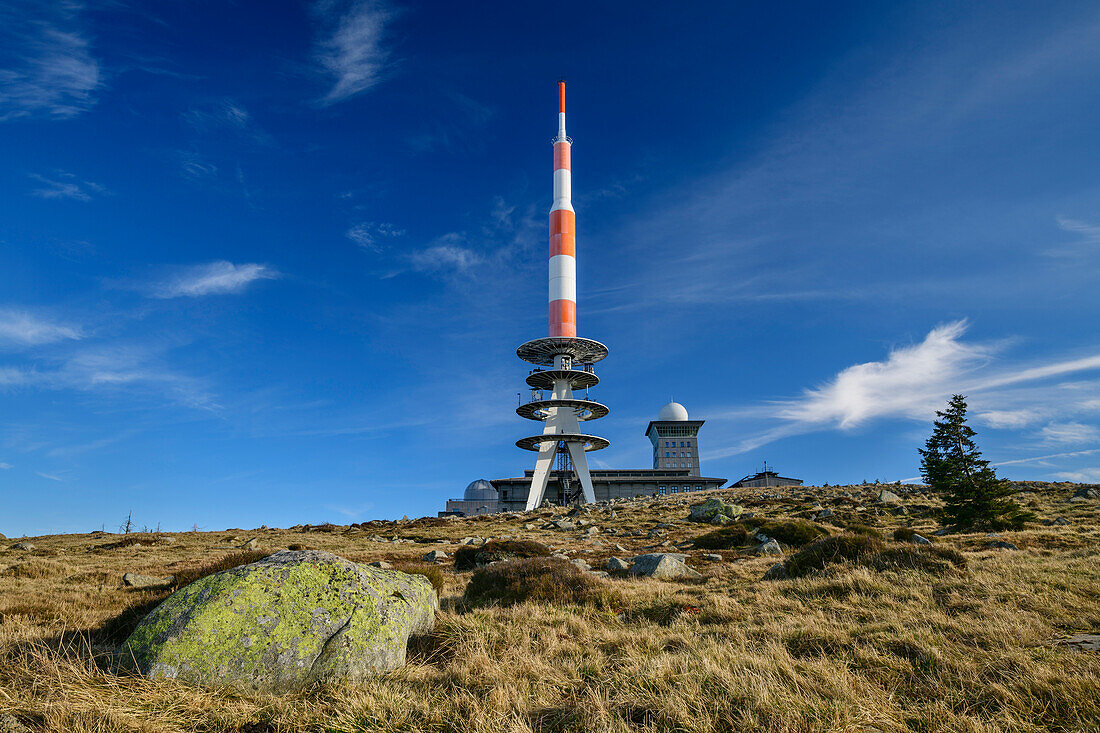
[1, 482, 1098, 732]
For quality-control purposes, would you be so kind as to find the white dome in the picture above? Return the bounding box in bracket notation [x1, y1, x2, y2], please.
[463, 479, 498, 502]
[658, 402, 689, 421]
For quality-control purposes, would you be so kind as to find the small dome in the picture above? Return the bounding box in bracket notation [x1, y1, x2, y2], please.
[463, 479, 498, 502]
[658, 402, 689, 421]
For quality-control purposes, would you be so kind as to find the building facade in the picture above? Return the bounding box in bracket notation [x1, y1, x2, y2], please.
[646, 401, 703, 476]
[731, 469, 803, 488]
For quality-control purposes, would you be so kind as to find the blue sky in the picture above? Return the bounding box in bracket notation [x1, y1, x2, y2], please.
[2, 1, 1098, 536]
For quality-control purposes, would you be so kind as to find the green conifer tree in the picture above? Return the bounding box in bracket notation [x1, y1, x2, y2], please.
[919, 395, 1031, 529]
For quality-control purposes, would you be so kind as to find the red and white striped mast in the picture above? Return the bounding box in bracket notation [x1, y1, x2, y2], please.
[549, 80, 576, 338]
[515, 81, 609, 510]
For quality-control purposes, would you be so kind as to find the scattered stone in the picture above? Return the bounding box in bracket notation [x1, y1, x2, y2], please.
[1070, 487, 1099, 501]
[124, 550, 438, 692]
[161, 536, 177, 544]
[754, 539, 783, 556]
[762, 562, 788, 581]
[458, 537, 479, 545]
[585, 526, 600, 535]
[422, 550, 448, 562]
[688, 497, 743, 524]
[986, 540, 1019, 551]
[606, 557, 630, 571]
[524, 523, 536, 530]
[1052, 517, 1071, 526]
[628, 553, 702, 580]
[909, 534, 933, 545]
[570, 559, 591, 571]
[10, 543, 33, 551]
[877, 490, 902, 504]
[1054, 634, 1100, 652]
[589, 570, 610, 578]
[817, 508, 834, 519]
[238, 538, 260, 550]
[551, 552, 570, 560]
[702, 553, 723, 562]
[0, 713, 33, 733]
[367, 561, 392, 569]
[123, 572, 174, 588]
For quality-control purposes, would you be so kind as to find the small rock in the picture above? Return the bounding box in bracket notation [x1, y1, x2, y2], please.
[688, 497, 743, 524]
[628, 553, 702, 579]
[606, 557, 630, 571]
[986, 540, 1019, 550]
[702, 553, 723, 562]
[524, 523, 536, 530]
[10, 543, 33, 551]
[1071, 487, 1098, 501]
[238, 538, 260, 550]
[123, 572, 174, 588]
[762, 562, 788, 581]
[877, 490, 902, 504]
[754, 539, 783, 556]
[589, 570, 610, 578]
[1052, 517, 1070, 526]
[161, 536, 177, 545]
[458, 537, 479, 545]
[367, 561, 392, 569]
[817, 508, 834, 519]
[422, 550, 448, 562]
[1054, 633, 1100, 652]
[585, 526, 600, 535]
[910, 534, 933, 545]
[570, 559, 591, 571]
[0, 713, 34, 733]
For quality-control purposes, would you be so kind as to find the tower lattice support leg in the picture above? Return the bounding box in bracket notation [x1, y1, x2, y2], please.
[526, 440, 557, 510]
[565, 440, 597, 504]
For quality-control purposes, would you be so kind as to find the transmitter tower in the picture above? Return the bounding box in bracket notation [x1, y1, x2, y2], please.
[515, 81, 609, 509]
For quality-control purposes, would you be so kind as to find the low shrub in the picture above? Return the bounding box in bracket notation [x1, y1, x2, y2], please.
[784, 535, 881, 579]
[453, 539, 551, 571]
[99, 534, 165, 550]
[866, 546, 967, 574]
[693, 525, 749, 550]
[844, 523, 884, 540]
[464, 557, 613, 608]
[892, 527, 919, 542]
[753, 520, 829, 547]
[394, 562, 445, 593]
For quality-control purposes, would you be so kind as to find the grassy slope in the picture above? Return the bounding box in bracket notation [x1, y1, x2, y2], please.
[0, 482, 1098, 733]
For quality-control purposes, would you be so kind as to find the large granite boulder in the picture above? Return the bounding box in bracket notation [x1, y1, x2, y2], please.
[688, 498, 743, 524]
[123, 550, 437, 692]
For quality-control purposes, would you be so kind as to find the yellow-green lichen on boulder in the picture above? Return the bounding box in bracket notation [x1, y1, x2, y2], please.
[688, 497, 743, 524]
[122, 549, 438, 693]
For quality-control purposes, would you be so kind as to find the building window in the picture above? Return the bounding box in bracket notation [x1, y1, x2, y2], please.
[680, 462, 685, 468]
[670, 486, 678, 493]
[658, 486, 666, 495]
[695, 485, 702, 491]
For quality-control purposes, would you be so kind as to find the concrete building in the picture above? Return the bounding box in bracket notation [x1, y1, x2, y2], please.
[731, 464, 803, 488]
[646, 401, 703, 476]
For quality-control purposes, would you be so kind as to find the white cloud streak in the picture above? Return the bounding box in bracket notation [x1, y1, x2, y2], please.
[29, 171, 105, 201]
[312, 0, 392, 105]
[707, 321, 1100, 458]
[0, 1, 100, 121]
[150, 261, 279, 298]
[0, 309, 82, 346]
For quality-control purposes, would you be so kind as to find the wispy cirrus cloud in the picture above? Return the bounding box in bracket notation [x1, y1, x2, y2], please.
[312, 0, 394, 106]
[29, 171, 106, 201]
[0, 1, 101, 121]
[0, 462, 12, 470]
[1046, 217, 1100, 258]
[1039, 421, 1100, 446]
[182, 99, 273, 145]
[706, 321, 1100, 458]
[0, 309, 82, 347]
[346, 221, 404, 252]
[148, 261, 279, 298]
